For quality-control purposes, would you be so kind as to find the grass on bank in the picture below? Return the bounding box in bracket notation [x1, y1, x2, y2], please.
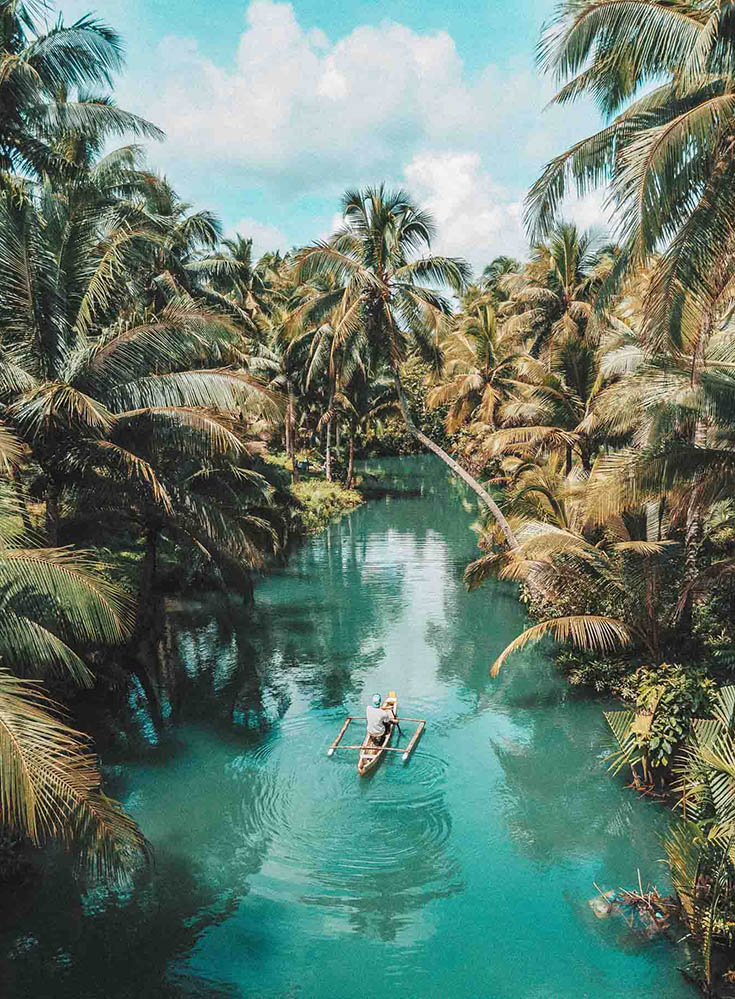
[264, 451, 364, 534]
[289, 479, 363, 533]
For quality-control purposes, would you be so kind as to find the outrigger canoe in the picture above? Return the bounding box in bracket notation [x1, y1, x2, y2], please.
[326, 694, 425, 772]
[357, 692, 398, 776]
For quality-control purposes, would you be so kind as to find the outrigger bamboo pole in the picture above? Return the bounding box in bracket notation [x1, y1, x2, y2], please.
[402, 720, 425, 763]
[327, 716, 428, 763]
[327, 716, 354, 756]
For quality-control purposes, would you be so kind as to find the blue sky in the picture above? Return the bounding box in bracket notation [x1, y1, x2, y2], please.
[63, 0, 606, 270]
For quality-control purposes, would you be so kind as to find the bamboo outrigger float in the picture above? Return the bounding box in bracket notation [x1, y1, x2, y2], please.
[327, 691, 426, 774]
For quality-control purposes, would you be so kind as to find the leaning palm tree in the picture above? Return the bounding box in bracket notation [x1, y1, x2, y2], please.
[294, 185, 518, 548]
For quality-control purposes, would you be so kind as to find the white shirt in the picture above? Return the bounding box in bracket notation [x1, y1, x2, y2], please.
[365, 704, 393, 737]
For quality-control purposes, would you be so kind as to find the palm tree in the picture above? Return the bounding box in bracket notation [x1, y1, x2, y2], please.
[0, 472, 148, 878]
[664, 686, 735, 990]
[131, 174, 260, 325]
[0, 191, 274, 545]
[481, 255, 521, 303]
[250, 261, 338, 480]
[210, 235, 283, 338]
[585, 321, 735, 631]
[295, 185, 519, 548]
[527, 0, 735, 345]
[467, 474, 677, 675]
[486, 329, 609, 475]
[0, 0, 162, 185]
[339, 371, 398, 488]
[427, 295, 526, 434]
[1, 667, 149, 880]
[0, 495, 130, 683]
[498, 222, 601, 363]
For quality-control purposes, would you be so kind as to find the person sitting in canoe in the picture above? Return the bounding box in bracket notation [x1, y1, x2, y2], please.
[365, 693, 396, 743]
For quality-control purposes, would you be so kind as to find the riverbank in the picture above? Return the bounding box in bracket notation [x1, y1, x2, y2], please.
[0, 456, 692, 999]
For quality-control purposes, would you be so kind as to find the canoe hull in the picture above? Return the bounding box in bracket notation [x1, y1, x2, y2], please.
[357, 695, 397, 776]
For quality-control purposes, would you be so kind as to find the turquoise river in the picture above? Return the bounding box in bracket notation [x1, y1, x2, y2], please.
[1, 457, 693, 998]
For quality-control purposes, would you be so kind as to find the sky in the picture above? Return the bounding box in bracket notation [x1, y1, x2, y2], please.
[61, 0, 608, 272]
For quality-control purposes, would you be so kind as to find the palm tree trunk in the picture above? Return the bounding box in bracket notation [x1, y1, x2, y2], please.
[139, 524, 159, 612]
[679, 419, 707, 634]
[580, 439, 592, 474]
[324, 387, 335, 482]
[392, 368, 518, 549]
[345, 433, 355, 489]
[287, 381, 299, 482]
[11, 467, 33, 533]
[134, 523, 164, 731]
[325, 418, 333, 482]
[679, 495, 704, 635]
[45, 481, 60, 545]
[645, 563, 660, 663]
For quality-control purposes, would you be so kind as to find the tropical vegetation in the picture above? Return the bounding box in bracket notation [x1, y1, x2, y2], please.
[6, 0, 735, 991]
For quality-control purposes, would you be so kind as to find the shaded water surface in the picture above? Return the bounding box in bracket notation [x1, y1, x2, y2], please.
[0, 457, 691, 998]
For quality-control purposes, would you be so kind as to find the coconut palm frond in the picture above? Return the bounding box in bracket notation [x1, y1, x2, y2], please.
[0, 546, 133, 646]
[0, 668, 149, 880]
[491, 615, 632, 676]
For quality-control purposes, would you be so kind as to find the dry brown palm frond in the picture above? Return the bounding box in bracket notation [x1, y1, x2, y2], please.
[511, 526, 602, 564]
[497, 394, 554, 427]
[611, 539, 677, 556]
[584, 449, 651, 524]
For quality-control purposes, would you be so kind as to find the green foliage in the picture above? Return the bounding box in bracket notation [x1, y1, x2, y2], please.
[362, 358, 453, 455]
[555, 649, 633, 694]
[622, 663, 716, 769]
[290, 480, 363, 533]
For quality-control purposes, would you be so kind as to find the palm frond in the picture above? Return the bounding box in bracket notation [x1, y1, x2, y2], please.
[491, 614, 632, 676]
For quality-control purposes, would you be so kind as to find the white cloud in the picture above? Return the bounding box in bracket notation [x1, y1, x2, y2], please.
[563, 189, 612, 238]
[403, 152, 525, 272]
[229, 217, 291, 258]
[75, 0, 604, 270]
[140, 1, 495, 189]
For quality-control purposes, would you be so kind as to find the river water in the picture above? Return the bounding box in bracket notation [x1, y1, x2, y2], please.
[0, 457, 692, 999]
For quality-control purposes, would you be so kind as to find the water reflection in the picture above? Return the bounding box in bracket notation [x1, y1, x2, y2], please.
[0, 457, 692, 999]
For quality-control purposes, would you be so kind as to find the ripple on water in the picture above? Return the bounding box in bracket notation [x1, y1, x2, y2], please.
[225, 739, 462, 918]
